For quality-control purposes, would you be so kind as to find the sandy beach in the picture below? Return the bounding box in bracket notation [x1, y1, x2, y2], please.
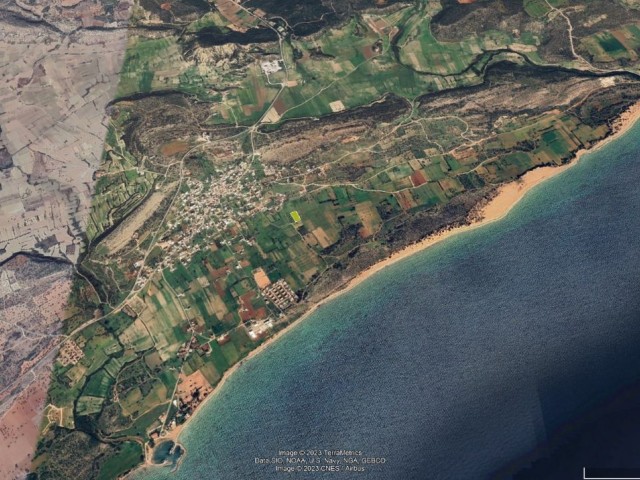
[140, 101, 640, 467]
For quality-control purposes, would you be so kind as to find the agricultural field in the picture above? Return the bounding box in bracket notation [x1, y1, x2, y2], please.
[579, 23, 640, 65]
[31, 0, 640, 478]
[116, 0, 559, 125]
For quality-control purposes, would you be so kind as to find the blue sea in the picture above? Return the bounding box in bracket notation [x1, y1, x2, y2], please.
[134, 121, 640, 480]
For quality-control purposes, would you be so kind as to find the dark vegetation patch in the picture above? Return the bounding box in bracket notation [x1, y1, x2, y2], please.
[245, 0, 407, 36]
[0, 133, 13, 169]
[432, 0, 535, 43]
[571, 82, 640, 127]
[536, 16, 575, 64]
[433, 0, 521, 27]
[188, 26, 278, 47]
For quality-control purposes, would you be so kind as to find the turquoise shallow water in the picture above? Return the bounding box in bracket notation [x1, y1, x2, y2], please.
[134, 121, 640, 480]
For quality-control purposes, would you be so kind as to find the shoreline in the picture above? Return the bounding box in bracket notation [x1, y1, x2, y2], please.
[136, 101, 640, 473]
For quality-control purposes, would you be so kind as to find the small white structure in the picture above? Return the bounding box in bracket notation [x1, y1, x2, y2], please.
[261, 60, 283, 75]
